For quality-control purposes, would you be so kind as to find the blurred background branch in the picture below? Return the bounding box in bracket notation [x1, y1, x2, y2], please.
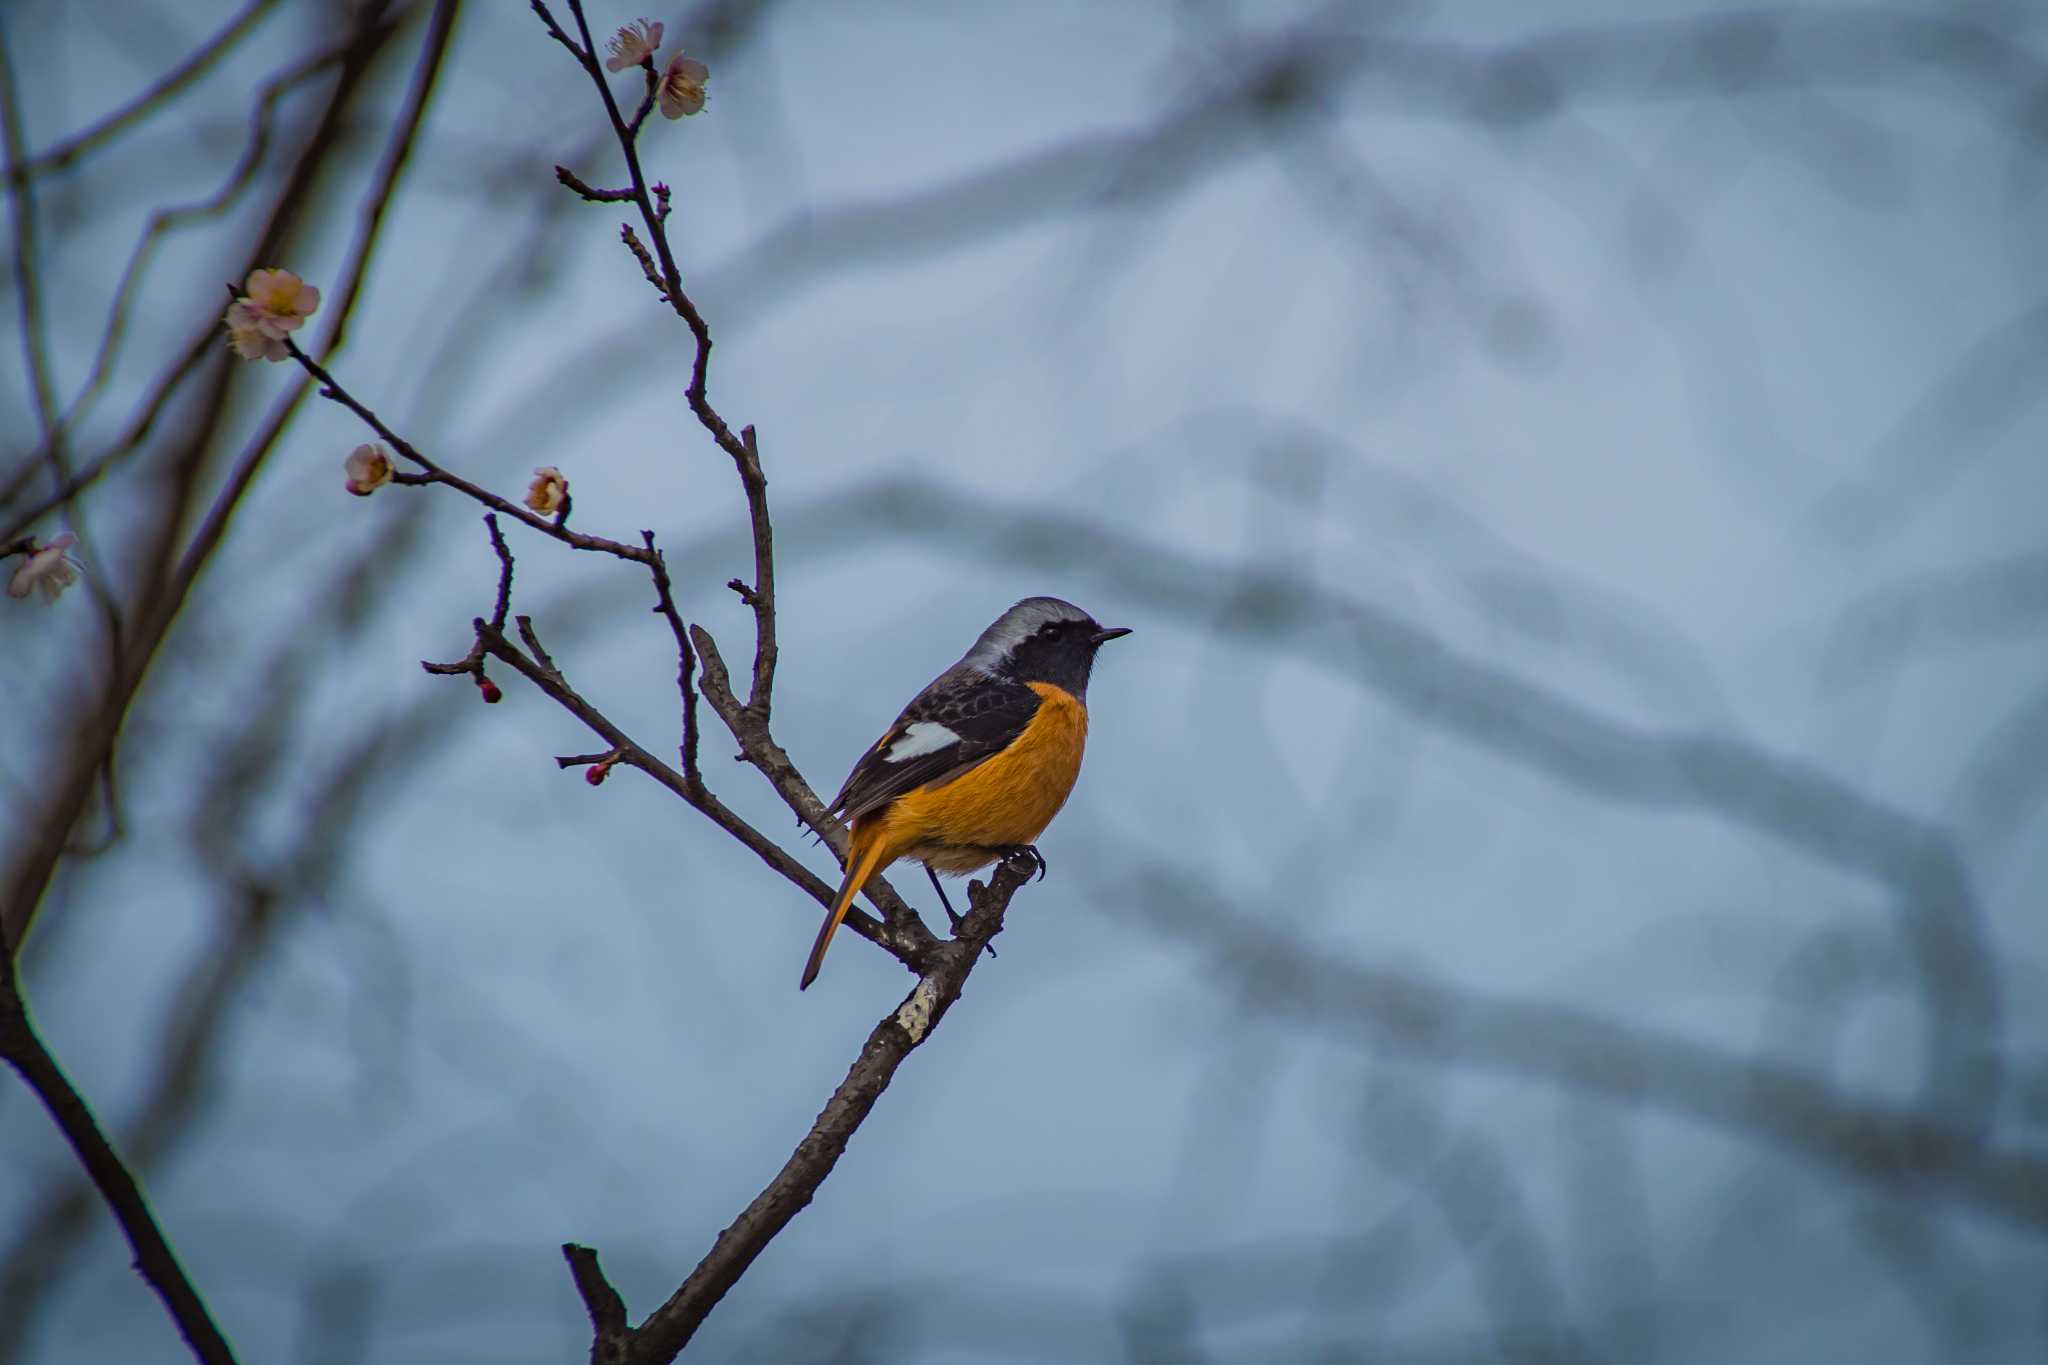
[2, 0, 2043, 1360]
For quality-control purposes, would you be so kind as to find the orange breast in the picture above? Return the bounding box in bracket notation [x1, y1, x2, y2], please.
[882, 682, 1089, 853]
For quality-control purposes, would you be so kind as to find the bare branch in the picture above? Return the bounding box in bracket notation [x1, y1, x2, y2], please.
[0, 961, 238, 1365]
[284, 338, 659, 562]
[7, 0, 279, 186]
[0, 14, 461, 1357]
[572, 860, 1031, 1362]
[0, 31, 66, 492]
[464, 616, 933, 973]
[1121, 864, 2048, 1234]
[734, 425, 778, 714]
[564, 1243, 629, 1352]
[484, 512, 516, 631]
[637, 531, 704, 781]
[0, 26, 377, 541]
[1, 0, 429, 950]
[554, 163, 635, 202]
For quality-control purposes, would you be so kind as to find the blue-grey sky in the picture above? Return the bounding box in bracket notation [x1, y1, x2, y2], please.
[3, 1, 2045, 1360]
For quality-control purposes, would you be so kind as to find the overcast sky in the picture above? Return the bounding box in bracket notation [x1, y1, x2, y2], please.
[4, 2, 2045, 1361]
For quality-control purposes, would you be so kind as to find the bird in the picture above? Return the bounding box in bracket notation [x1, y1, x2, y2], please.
[800, 596, 1131, 990]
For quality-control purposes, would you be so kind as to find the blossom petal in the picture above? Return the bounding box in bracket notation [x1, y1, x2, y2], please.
[8, 536, 84, 602]
[524, 466, 569, 515]
[343, 443, 393, 495]
[660, 81, 705, 118]
[604, 19, 664, 70]
[224, 301, 288, 360]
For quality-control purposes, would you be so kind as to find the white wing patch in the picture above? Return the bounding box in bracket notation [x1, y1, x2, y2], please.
[884, 721, 959, 763]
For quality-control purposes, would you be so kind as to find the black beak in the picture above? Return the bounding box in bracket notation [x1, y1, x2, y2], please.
[1090, 626, 1133, 645]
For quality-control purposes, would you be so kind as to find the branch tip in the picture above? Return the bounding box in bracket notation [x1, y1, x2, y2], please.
[562, 1242, 629, 1336]
[554, 164, 635, 202]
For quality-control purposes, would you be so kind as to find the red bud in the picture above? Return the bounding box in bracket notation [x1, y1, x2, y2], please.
[586, 763, 609, 786]
[477, 678, 503, 704]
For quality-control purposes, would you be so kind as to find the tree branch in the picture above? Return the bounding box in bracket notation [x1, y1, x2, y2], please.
[460, 617, 935, 974]
[1129, 864, 2048, 1234]
[0, 960, 238, 1365]
[0, 0, 436, 951]
[284, 339, 659, 562]
[565, 861, 1031, 1362]
[7, 0, 280, 186]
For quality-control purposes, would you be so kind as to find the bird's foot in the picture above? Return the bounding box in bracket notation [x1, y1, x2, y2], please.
[997, 844, 1048, 881]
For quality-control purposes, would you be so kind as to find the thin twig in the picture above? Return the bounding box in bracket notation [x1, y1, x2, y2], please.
[526, 0, 583, 60]
[638, 531, 704, 782]
[1, 0, 424, 952]
[514, 613, 562, 677]
[284, 339, 656, 564]
[421, 514, 516, 689]
[619, 222, 666, 299]
[537, 1, 783, 734]
[501, 13, 1014, 1358]
[0, 33, 67, 493]
[0, 24, 460, 1363]
[0, 29, 373, 541]
[735, 426, 777, 714]
[469, 618, 936, 970]
[554, 164, 634, 202]
[689, 624, 934, 984]
[8, 0, 279, 185]
[484, 513, 515, 630]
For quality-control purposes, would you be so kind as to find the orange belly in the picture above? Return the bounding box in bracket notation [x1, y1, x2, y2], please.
[874, 682, 1088, 872]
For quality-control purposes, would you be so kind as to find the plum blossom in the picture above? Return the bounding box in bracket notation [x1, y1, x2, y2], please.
[7, 533, 83, 603]
[525, 466, 569, 516]
[223, 267, 319, 361]
[241, 268, 320, 334]
[224, 301, 287, 361]
[605, 18, 663, 71]
[344, 443, 393, 496]
[658, 52, 708, 118]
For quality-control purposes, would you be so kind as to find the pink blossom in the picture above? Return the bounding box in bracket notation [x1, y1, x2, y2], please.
[344, 443, 393, 496]
[605, 18, 663, 71]
[224, 300, 287, 361]
[658, 53, 708, 118]
[223, 267, 319, 361]
[7, 533, 83, 603]
[240, 268, 320, 336]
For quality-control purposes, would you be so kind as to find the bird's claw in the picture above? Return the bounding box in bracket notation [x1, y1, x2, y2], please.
[999, 844, 1048, 881]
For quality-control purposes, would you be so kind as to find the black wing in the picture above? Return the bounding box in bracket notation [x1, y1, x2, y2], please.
[828, 678, 1041, 824]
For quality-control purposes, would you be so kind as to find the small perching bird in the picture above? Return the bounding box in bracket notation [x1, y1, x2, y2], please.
[801, 597, 1131, 990]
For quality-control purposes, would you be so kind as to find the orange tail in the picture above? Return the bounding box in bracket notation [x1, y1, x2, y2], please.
[799, 823, 894, 991]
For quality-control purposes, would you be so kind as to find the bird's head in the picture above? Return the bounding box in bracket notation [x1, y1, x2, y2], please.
[962, 596, 1130, 698]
